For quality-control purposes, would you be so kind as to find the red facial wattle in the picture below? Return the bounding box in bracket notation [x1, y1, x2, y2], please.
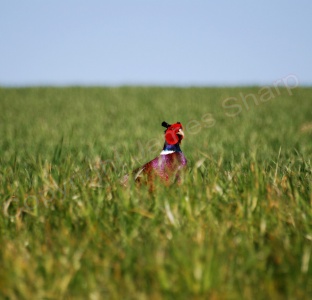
[164, 122, 184, 145]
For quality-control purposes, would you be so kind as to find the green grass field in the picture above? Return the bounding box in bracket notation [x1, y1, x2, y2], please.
[0, 86, 311, 299]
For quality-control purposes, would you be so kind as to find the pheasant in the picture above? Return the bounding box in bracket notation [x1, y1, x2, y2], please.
[123, 121, 187, 188]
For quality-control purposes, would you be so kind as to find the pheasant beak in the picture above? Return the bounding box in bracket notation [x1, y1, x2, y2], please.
[177, 128, 184, 137]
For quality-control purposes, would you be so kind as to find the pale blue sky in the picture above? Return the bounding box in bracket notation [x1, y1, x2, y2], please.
[1, 0, 311, 86]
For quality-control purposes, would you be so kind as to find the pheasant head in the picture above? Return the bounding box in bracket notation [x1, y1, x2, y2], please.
[162, 121, 184, 144]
